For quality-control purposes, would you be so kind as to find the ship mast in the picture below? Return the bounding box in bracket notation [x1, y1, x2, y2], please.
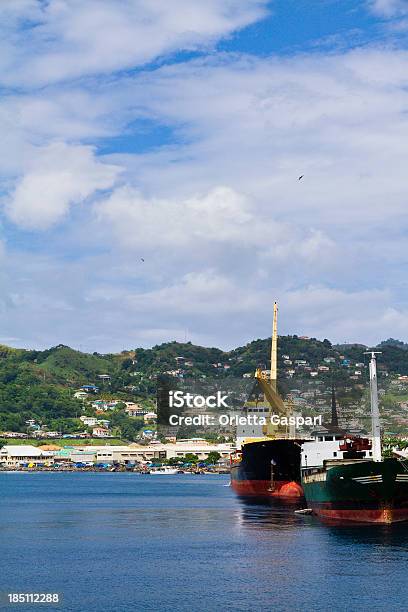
[253, 301, 292, 437]
[270, 301, 278, 392]
[366, 351, 382, 462]
[331, 382, 339, 427]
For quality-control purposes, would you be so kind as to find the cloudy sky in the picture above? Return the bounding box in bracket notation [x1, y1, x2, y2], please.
[2, 0, 408, 352]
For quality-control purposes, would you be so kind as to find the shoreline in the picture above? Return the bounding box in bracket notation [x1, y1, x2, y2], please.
[0, 467, 230, 474]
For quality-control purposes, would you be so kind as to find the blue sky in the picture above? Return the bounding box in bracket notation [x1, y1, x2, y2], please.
[222, 1, 377, 53]
[2, 0, 408, 351]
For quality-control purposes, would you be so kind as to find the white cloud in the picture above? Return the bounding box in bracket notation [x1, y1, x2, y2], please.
[73, 272, 408, 349]
[1, 237, 408, 352]
[5, 142, 121, 229]
[79, 46, 408, 347]
[97, 185, 283, 247]
[0, 0, 269, 86]
[102, 48, 408, 235]
[368, 0, 408, 17]
[279, 286, 408, 347]
[3, 3, 408, 349]
[96, 185, 335, 282]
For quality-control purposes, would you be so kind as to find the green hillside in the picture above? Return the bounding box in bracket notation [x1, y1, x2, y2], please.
[0, 335, 408, 437]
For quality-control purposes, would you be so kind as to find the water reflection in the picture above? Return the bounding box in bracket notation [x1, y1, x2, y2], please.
[325, 522, 408, 549]
[236, 496, 304, 529]
[235, 496, 408, 547]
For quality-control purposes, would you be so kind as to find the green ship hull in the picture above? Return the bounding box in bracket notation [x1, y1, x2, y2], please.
[302, 458, 408, 523]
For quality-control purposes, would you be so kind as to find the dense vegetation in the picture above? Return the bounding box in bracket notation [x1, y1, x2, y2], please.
[0, 344, 122, 433]
[1, 336, 408, 437]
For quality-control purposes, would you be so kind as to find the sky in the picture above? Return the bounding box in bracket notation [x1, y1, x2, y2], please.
[2, 0, 408, 352]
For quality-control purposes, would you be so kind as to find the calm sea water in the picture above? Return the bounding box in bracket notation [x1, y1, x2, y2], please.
[0, 473, 407, 612]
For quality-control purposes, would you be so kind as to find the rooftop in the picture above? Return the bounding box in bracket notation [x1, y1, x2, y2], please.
[0, 445, 49, 456]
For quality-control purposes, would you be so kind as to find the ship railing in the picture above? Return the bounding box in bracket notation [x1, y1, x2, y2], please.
[399, 458, 408, 473]
[265, 433, 309, 441]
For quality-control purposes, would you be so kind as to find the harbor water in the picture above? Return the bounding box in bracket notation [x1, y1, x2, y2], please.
[0, 473, 407, 611]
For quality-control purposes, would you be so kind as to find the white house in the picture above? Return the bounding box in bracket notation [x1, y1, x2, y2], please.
[74, 391, 88, 400]
[80, 416, 98, 427]
[92, 427, 110, 438]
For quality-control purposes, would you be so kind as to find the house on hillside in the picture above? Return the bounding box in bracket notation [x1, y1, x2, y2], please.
[91, 400, 119, 411]
[80, 416, 98, 427]
[92, 427, 110, 438]
[1, 432, 28, 439]
[74, 391, 88, 400]
[97, 419, 110, 429]
[125, 403, 147, 418]
[80, 385, 99, 393]
[143, 412, 157, 424]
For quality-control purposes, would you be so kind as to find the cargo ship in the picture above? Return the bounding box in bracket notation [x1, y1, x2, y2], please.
[301, 352, 408, 523]
[230, 438, 304, 498]
[230, 303, 305, 500]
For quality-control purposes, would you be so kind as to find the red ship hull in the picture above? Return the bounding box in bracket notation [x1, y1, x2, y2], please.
[230, 476, 303, 499]
[311, 506, 408, 524]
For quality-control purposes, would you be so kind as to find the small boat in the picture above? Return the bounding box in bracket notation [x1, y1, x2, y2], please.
[148, 466, 179, 475]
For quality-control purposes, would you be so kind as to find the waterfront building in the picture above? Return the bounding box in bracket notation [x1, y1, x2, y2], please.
[0, 445, 54, 467]
[67, 441, 235, 464]
[69, 449, 98, 463]
[124, 441, 235, 462]
[0, 440, 236, 467]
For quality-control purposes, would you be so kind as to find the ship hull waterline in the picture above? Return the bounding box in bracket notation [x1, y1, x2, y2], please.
[230, 439, 305, 501]
[302, 458, 408, 524]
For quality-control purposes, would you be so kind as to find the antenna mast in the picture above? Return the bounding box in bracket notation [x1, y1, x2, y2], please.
[270, 302, 278, 392]
[366, 351, 382, 462]
[331, 382, 339, 427]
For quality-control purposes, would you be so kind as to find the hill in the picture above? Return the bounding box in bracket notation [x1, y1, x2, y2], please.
[1, 335, 408, 437]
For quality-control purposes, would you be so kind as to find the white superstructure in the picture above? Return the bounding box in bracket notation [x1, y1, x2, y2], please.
[301, 433, 373, 469]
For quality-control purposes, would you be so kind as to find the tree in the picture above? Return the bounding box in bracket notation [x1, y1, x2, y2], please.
[183, 453, 199, 464]
[167, 456, 183, 466]
[206, 451, 221, 464]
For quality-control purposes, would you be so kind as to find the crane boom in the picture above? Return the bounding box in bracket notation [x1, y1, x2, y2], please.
[255, 369, 287, 415]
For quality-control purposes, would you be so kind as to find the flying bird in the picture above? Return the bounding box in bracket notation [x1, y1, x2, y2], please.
[141, 258, 145, 262]
[298, 175, 304, 181]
